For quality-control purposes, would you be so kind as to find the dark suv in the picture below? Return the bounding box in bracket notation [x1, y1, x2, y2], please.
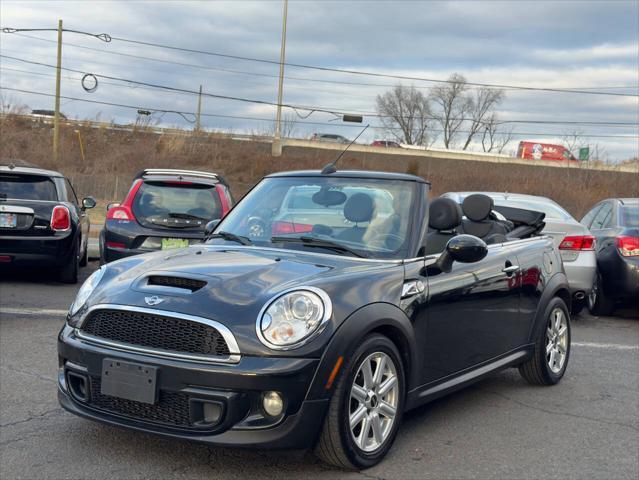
[99, 169, 233, 263]
[60, 169, 571, 469]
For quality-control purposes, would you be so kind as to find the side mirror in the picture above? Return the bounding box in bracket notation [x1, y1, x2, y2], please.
[106, 202, 120, 212]
[204, 219, 221, 236]
[436, 235, 488, 273]
[82, 197, 97, 209]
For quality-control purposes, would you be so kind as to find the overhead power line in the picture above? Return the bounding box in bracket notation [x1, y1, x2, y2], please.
[2, 28, 638, 97]
[3, 86, 638, 140]
[3, 54, 639, 129]
[9, 31, 639, 94]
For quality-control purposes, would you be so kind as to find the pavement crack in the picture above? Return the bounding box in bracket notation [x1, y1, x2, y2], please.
[1, 365, 56, 384]
[478, 387, 639, 433]
[0, 406, 62, 428]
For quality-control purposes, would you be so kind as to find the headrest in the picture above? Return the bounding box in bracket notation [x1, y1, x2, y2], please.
[344, 193, 374, 223]
[462, 194, 494, 222]
[429, 197, 462, 231]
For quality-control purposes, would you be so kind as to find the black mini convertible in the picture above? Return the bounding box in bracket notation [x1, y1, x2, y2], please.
[58, 169, 572, 469]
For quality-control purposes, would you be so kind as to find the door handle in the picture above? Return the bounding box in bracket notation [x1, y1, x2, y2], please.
[502, 265, 519, 274]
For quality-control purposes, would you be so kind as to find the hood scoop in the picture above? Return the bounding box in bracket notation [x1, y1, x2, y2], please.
[147, 275, 207, 292]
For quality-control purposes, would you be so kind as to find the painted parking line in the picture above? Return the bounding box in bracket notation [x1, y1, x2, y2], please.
[572, 342, 638, 351]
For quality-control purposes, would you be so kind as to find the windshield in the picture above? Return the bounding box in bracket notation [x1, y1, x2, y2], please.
[0, 174, 57, 201]
[210, 176, 417, 259]
[132, 181, 222, 225]
[622, 205, 639, 227]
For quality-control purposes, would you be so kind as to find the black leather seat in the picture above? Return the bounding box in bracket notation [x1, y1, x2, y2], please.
[424, 197, 462, 255]
[457, 194, 508, 243]
[336, 193, 375, 243]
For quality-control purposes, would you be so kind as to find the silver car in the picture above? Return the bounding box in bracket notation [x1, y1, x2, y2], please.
[442, 192, 596, 314]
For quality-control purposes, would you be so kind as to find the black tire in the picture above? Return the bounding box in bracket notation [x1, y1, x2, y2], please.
[59, 242, 79, 284]
[315, 333, 405, 470]
[519, 297, 571, 385]
[79, 238, 89, 267]
[588, 272, 615, 316]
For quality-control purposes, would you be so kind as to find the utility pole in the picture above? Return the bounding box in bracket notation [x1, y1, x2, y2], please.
[272, 0, 288, 157]
[53, 19, 63, 164]
[195, 84, 202, 133]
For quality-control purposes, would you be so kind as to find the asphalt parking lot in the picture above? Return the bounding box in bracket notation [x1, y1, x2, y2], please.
[1, 263, 638, 480]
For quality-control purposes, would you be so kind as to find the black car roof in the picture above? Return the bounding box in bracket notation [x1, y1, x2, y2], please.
[266, 170, 430, 184]
[0, 164, 64, 178]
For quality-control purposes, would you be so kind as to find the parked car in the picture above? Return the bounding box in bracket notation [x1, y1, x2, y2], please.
[99, 169, 233, 264]
[0, 163, 95, 283]
[443, 192, 596, 314]
[580, 198, 639, 315]
[59, 169, 572, 469]
[517, 141, 578, 163]
[310, 133, 350, 144]
[371, 140, 401, 148]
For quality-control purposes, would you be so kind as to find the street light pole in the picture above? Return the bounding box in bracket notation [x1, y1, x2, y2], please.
[272, 0, 288, 157]
[53, 19, 63, 164]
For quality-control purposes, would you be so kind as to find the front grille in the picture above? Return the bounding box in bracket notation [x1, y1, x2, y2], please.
[81, 309, 230, 356]
[147, 275, 206, 292]
[89, 376, 192, 427]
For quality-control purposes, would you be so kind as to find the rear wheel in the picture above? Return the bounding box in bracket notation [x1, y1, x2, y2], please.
[587, 273, 615, 316]
[519, 297, 570, 385]
[59, 242, 79, 284]
[315, 333, 405, 470]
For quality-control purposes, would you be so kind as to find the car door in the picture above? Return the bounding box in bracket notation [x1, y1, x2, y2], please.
[416, 243, 523, 384]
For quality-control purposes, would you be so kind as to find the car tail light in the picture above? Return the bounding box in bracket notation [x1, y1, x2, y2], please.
[559, 235, 595, 251]
[51, 206, 70, 231]
[271, 221, 314, 235]
[616, 235, 639, 257]
[106, 241, 126, 249]
[106, 179, 142, 221]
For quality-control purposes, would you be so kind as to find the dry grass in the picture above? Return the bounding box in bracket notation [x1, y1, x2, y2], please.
[1, 114, 637, 219]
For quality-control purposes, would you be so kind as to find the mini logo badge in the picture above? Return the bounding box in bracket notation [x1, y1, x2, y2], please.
[144, 295, 165, 306]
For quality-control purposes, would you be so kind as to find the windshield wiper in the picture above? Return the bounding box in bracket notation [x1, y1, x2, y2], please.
[271, 235, 368, 258]
[209, 230, 253, 246]
[167, 212, 208, 221]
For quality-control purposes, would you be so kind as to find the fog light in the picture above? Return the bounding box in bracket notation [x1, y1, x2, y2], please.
[262, 391, 284, 417]
[202, 402, 222, 423]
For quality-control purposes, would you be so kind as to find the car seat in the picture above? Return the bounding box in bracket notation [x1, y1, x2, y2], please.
[336, 193, 375, 243]
[457, 194, 508, 243]
[424, 197, 462, 255]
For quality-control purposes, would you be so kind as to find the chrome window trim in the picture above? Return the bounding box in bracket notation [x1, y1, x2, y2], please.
[76, 304, 241, 364]
[255, 286, 333, 351]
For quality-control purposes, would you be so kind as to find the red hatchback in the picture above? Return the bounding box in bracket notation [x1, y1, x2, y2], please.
[99, 169, 234, 263]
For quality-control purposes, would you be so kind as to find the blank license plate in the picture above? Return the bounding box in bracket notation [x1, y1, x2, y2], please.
[161, 238, 190, 250]
[0, 213, 17, 228]
[101, 359, 158, 404]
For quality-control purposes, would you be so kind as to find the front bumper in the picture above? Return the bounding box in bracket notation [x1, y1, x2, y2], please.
[57, 325, 328, 449]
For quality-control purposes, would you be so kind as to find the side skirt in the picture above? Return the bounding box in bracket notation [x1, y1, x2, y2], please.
[405, 345, 533, 411]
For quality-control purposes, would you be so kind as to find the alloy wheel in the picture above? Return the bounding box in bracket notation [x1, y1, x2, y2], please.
[349, 352, 399, 453]
[546, 308, 568, 374]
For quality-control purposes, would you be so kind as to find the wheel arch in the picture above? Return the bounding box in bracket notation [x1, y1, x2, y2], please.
[528, 272, 571, 343]
[305, 302, 418, 402]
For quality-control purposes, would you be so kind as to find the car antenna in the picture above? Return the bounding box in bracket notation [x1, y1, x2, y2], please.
[321, 124, 369, 175]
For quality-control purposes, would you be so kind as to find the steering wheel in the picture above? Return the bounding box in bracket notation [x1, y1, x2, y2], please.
[247, 216, 267, 238]
[368, 233, 404, 250]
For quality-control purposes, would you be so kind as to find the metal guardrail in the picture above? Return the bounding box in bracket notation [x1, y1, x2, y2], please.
[2, 113, 637, 173]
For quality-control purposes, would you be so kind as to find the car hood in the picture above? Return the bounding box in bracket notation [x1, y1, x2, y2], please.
[87, 245, 404, 356]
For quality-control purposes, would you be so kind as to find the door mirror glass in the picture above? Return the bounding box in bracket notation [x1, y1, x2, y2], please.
[82, 197, 97, 209]
[205, 219, 221, 236]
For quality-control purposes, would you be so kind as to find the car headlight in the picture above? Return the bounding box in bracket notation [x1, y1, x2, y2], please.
[257, 287, 332, 349]
[69, 267, 105, 319]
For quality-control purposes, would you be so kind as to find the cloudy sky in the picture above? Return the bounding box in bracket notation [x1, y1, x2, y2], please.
[1, 0, 638, 160]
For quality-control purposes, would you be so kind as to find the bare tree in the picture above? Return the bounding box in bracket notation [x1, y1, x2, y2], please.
[479, 114, 514, 153]
[561, 129, 586, 158]
[376, 84, 431, 145]
[256, 112, 298, 139]
[462, 87, 505, 150]
[429, 73, 471, 148]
